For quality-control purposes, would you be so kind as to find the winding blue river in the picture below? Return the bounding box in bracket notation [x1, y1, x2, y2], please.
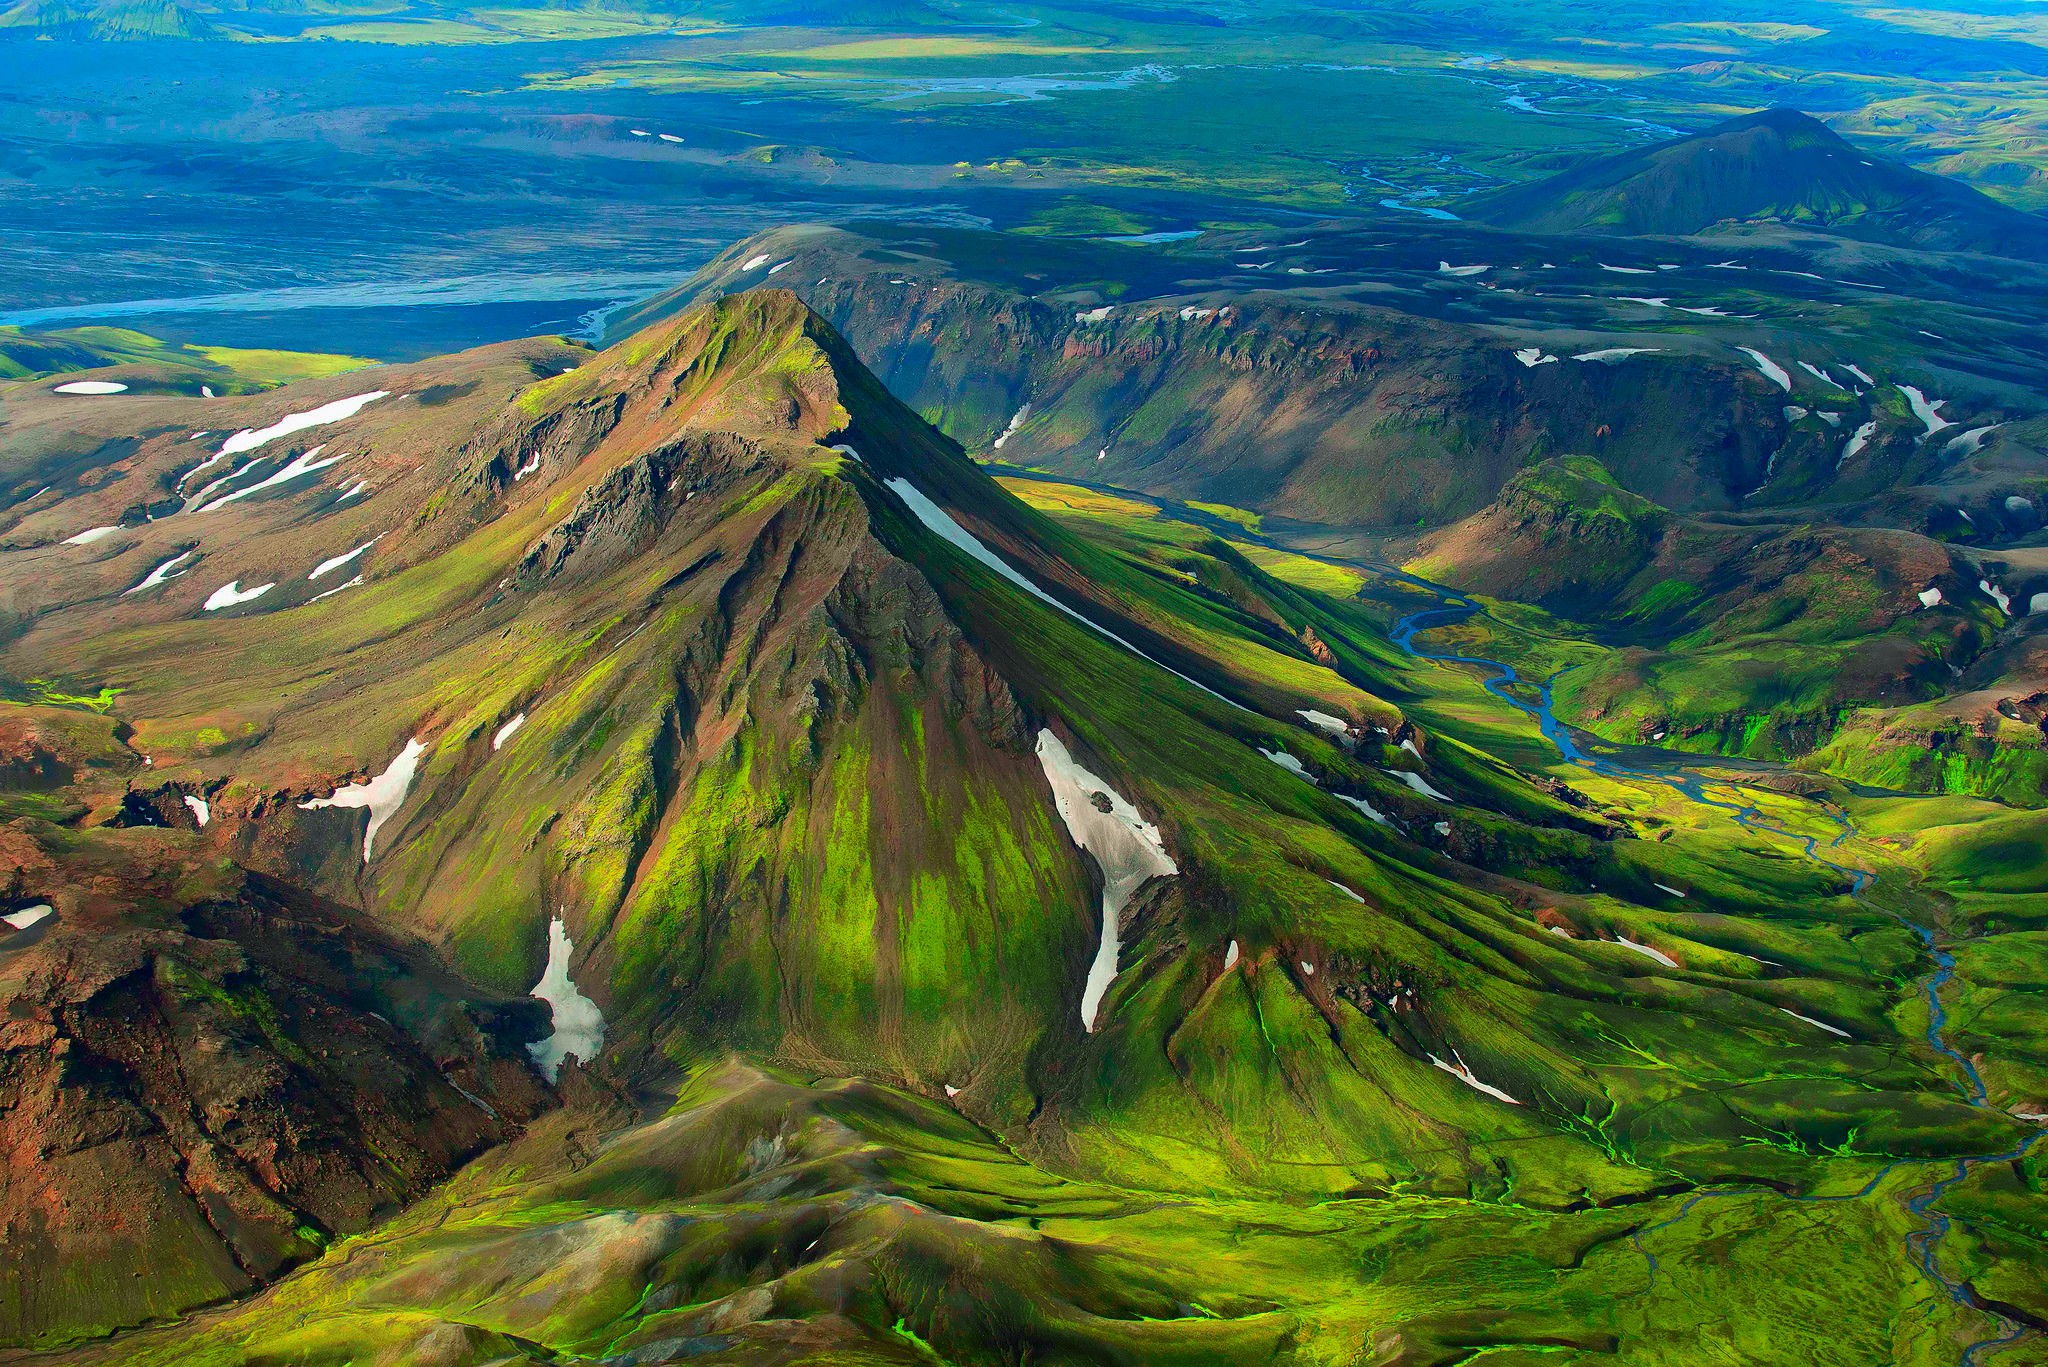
[1389, 589, 2041, 1364]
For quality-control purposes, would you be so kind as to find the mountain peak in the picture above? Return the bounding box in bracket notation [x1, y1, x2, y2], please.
[1716, 106, 1838, 139]
[519, 288, 854, 446]
[1470, 106, 2048, 257]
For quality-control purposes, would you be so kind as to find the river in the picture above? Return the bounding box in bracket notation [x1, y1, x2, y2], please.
[1390, 589, 2040, 1365]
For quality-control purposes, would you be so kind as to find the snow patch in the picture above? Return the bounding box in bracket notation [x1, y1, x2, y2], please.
[1514, 347, 1559, 367]
[740, 254, 773, 271]
[1037, 730, 1177, 1033]
[3, 903, 53, 931]
[217, 392, 387, 461]
[1779, 1007, 1850, 1038]
[1223, 939, 1240, 971]
[1898, 385, 1952, 436]
[1840, 420, 1877, 466]
[1918, 586, 1943, 608]
[1572, 347, 1660, 363]
[195, 445, 345, 512]
[492, 713, 526, 751]
[1074, 305, 1115, 323]
[202, 580, 273, 611]
[1429, 1051, 1520, 1104]
[308, 574, 363, 604]
[1736, 347, 1792, 392]
[183, 794, 210, 827]
[125, 550, 196, 594]
[298, 736, 427, 861]
[61, 525, 123, 546]
[1392, 769, 1451, 801]
[1843, 363, 1875, 386]
[1438, 261, 1489, 276]
[1944, 425, 1998, 457]
[1615, 936, 1678, 968]
[1297, 708, 1349, 738]
[54, 380, 127, 395]
[885, 476, 1240, 709]
[1260, 747, 1308, 777]
[1329, 880, 1364, 903]
[1335, 793, 1391, 826]
[1653, 883, 1687, 899]
[1980, 580, 2011, 615]
[310, 536, 379, 581]
[991, 404, 1031, 450]
[527, 915, 606, 1081]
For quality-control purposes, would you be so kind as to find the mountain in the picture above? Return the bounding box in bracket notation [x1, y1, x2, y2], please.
[1468, 108, 2048, 258]
[0, 0, 213, 37]
[0, 0, 942, 38]
[617, 227, 2048, 803]
[4, 290, 2046, 1360]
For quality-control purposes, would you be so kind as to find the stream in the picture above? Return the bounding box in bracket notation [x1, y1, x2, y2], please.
[981, 464, 2038, 1355]
[1389, 589, 2041, 1364]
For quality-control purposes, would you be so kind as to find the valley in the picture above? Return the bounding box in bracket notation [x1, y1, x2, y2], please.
[5, 4, 2048, 1363]
[3, 278, 2045, 1363]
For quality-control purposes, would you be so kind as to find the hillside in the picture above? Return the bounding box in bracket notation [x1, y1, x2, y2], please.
[1405, 457, 2048, 794]
[4, 290, 2046, 1359]
[1470, 108, 2048, 258]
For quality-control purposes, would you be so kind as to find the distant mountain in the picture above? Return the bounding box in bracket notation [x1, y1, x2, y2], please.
[0, 0, 943, 37]
[1469, 108, 2048, 258]
[0, 0, 213, 37]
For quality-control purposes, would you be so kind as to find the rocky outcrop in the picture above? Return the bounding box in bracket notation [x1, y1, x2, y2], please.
[0, 829, 553, 1349]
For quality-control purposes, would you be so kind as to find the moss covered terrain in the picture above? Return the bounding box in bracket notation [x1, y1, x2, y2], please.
[2, 290, 2044, 1364]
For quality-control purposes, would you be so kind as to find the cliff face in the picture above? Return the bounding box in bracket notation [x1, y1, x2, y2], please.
[789, 274, 1789, 527]
[0, 811, 553, 1348]
[608, 227, 1821, 527]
